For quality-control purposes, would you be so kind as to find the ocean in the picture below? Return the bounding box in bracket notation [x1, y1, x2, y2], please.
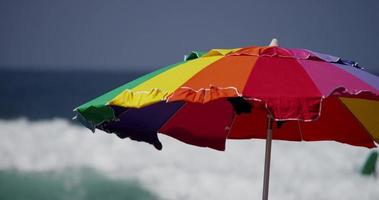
[0, 69, 378, 200]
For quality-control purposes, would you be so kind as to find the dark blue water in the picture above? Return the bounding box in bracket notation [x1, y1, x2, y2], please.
[0, 69, 147, 119]
[0, 168, 158, 200]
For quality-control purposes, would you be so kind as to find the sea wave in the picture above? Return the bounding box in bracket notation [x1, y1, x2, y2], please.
[0, 118, 378, 200]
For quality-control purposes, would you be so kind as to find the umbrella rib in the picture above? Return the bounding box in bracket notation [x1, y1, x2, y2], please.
[157, 102, 187, 133]
[337, 97, 378, 145]
[297, 121, 304, 142]
[225, 112, 237, 139]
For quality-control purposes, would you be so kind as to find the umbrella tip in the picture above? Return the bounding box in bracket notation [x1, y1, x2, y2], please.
[269, 38, 279, 47]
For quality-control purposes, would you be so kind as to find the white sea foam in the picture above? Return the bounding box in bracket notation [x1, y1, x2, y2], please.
[0, 118, 378, 200]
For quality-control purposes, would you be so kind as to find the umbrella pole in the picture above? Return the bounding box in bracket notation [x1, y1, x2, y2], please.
[262, 114, 273, 200]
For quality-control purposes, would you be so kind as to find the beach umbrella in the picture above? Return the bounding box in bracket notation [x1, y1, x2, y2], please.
[74, 39, 379, 200]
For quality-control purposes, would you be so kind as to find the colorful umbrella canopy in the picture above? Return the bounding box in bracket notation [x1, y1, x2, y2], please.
[74, 39, 379, 200]
[74, 40, 379, 151]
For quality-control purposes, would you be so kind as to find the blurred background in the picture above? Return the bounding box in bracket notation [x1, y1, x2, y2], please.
[0, 0, 378, 199]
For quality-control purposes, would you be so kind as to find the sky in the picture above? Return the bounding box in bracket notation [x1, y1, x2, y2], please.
[1, 0, 379, 73]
